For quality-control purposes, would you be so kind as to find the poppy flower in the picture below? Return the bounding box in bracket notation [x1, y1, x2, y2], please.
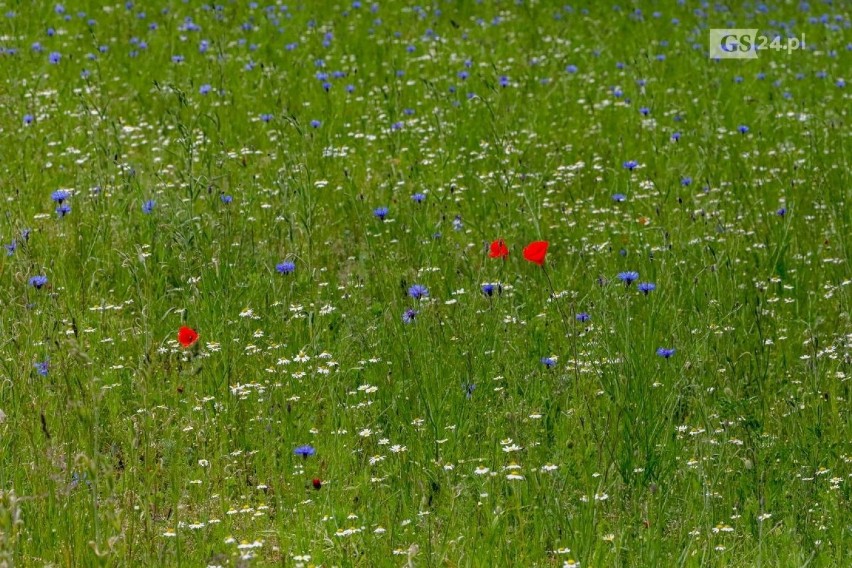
[523, 241, 549, 265]
[178, 326, 199, 348]
[312, 478, 322, 490]
[489, 239, 509, 259]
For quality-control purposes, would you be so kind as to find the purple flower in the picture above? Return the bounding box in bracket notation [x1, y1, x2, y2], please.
[310, 119, 321, 128]
[738, 124, 749, 134]
[48, 51, 61, 64]
[617, 271, 639, 285]
[51, 189, 70, 203]
[260, 113, 273, 122]
[411, 192, 426, 203]
[623, 160, 638, 171]
[29, 275, 48, 289]
[34, 359, 50, 376]
[55, 203, 71, 217]
[23, 114, 34, 125]
[402, 308, 418, 323]
[142, 199, 156, 214]
[199, 84, 212, 95]
[637, 282, 656, 295]
[464, 383, 476, 399]
[540, 357, 556, 368]
[373, 206, 388, 220]
[294, 445, 316, 458]
[276, 261, 295, 274]
[671, 132, 681, 142]
[408, 284, 428, 299]
[481, 283, 502, 297]
[612, 193, 627, 202]
[575, 312, 590, 322]
[681, 176, 692, 186]
[776, 207, 787, 217]
[221, 194, 233, 204]
[656, 347, 675, 359]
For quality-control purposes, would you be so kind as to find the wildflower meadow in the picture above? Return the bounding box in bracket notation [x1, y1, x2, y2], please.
[1, 1, 850, 566]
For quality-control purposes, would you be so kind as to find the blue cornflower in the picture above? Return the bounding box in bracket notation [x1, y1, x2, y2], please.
[294, 445, 316, 458]
[481, 283, 502, 297]
[671, 132, 681, 142]
[55, 203, 71, 217]
[171, 54, 184, 63]
[51, 189, 70, 203]
[452, 215, 463, 231]
[4, 240, 16, 255]
[464, 383, 476, 399]
[34, 359, 49, 376]
[576, 312, 590, 322]
[623, 160, 638, 170]
[276, 261, 296, 274]
[776, 207, 787, 217]
[540, 357, 556, 369]
[29, 275, 48, 289]
[142, 199, 156, 214]
[411, 192, 426, 203]
[310, 119, 321, 128]
[656, 347, 675, 359]
[221, 194, 233, 204]
[408, 284, 428, 299]
[617, 271, 639, 285]
[391, 121, 403, 130]
[23, 114, 34, 124]
[639, 106, 650, 116]
[681, 176, 692, 186]
[199, 84, 212, 95]
[499, 75, 509, 87]
[48, 51, 61, 64]
[402, 308, 418, 324]
[260, 113, 273, 122]
[637, 282, 656, 295]
[612, 193, 627, 202]
[738, 124, 749, 134]
[565, 64, 578, 73]
[373, 206, 388, 221]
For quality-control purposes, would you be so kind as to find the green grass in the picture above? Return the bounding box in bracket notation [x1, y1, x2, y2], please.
[1, 1, 851, 566]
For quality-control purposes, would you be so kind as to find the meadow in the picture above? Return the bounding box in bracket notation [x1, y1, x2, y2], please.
[0, 1, 850, 566]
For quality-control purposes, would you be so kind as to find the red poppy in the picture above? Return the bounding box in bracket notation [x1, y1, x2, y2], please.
[489, 239, 509, 259]
[178, 326, 199, 348]
[523, 241, 549, 266]
[312, 478, 322, 490]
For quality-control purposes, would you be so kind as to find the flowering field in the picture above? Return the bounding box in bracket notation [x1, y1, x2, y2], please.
[1, 1, 851, 567]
